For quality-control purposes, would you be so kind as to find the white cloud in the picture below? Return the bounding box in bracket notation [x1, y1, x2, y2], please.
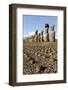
[28, 32, 35, 36]
[24, 32, 35, 38]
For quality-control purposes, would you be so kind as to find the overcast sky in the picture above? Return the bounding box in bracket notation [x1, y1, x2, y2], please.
[23, 15, 57, 38]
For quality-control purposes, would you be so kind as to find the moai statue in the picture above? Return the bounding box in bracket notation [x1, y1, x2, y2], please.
[40, 30, 44, 42]
[49, 25, 55, 42]
[35, 30, 38, 42]
[44, 24, 49, 42]
[38, 33, 41, 42]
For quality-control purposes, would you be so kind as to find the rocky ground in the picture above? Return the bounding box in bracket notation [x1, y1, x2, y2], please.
[23, 42, 57, 75]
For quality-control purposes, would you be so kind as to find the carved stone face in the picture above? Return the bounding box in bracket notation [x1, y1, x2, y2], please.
[45, 27, 49, 33]
[35, 30, 38, 35]
[45, 24, 49, 28]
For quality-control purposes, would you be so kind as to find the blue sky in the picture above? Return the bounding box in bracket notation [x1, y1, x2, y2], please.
[23, 15, 57, 38]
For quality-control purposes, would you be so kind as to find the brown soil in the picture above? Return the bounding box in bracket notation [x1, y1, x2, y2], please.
[23, 42, 57, 75]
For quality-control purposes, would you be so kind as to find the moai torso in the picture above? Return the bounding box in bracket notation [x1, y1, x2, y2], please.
[38, 33, 41, 42]
[40, 31, 44, 42]
[35, 30, 38, 42]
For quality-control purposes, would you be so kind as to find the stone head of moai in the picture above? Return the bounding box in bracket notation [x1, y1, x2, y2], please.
[35, 30, 38, 35]
[45, 24, 49, 33]
[50, 25, 55, 31]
